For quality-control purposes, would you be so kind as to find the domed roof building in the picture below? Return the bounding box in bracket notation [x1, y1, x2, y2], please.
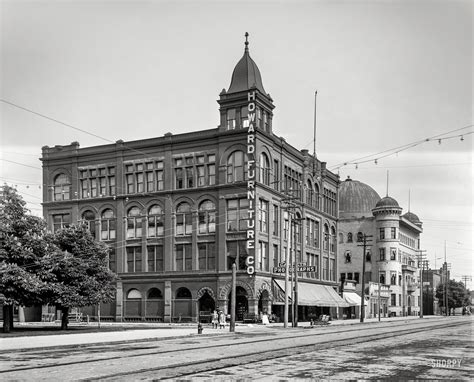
[339, 176, 381, 219]
[338, 176, 423, 320]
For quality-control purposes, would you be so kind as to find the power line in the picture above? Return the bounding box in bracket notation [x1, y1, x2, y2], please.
[0, 158, 41, 170]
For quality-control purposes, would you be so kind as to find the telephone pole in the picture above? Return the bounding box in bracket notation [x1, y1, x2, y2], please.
[358, 234, 373, 322]
[461, 275, 472, 290]
[416, 250, 427, 318]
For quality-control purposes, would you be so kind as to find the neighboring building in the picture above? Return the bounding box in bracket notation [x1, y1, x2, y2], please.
[423, 268, 442, 315]
[39, 37, 346, 323]
[338, 176, 422, 318]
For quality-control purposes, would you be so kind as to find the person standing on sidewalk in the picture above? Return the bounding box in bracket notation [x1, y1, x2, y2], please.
[218, 310, 226, 329]
[212, 310, 219, 329]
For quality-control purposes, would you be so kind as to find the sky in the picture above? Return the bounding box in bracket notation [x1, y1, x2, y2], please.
[1, 0, 472, 287]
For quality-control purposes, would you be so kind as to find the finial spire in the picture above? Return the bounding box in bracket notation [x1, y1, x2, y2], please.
[245, 32, 249, 52]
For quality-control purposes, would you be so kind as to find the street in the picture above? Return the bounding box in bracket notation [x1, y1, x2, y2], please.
[0, 316, 471, 380]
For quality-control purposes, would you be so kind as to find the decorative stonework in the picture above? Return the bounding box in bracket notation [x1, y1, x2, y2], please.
[219, 280, 254, 300]
[256, 281, 273, 300]
[197, 287, 215, 300]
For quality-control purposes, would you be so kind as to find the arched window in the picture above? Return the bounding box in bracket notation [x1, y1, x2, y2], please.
[357, 232, 363, 242]
[176, 202, 192, 235]
[148, 205, 164, 237]
[323, 224, 329, 251]
[53, 173, 71, 201]
[127, 289, 142, 299]
[345, 251, 352, 263]
[306, 180, 314, 207]
[176, 287, 192, 299]
[227, 150, 247, 183]
[366, 251, 371, 262]
[330, 226, 336, 253]
[198, 200, 216, 234]
[347, 232, 353, 243]
[82, 210, 96, 239]
[126, 207, 142, 239]
[314, 183, 320, 209]
[100, 209, 116, 240]
[259, 153, 270, 186]
[147, 288, 163, 299]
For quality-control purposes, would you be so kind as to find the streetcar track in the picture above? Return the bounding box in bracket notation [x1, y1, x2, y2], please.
[84, 321, 468, 381]
[0, 319, 466, 377]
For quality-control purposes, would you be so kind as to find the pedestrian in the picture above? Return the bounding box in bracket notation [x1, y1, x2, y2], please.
[219, 310, 226, 329]
[212, 310, 218, 329]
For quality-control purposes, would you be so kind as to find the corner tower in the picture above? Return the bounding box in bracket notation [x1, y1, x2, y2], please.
[217, 33, 275, 134]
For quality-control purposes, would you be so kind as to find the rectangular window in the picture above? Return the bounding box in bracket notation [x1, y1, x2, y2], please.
[136, 172, 144, 193]
[52, 213, 71, 232]
[176, 211, 192, 235]
[227, 108, 236, 129]
[208, 164, 215, 186]
[126, 174, 134, 194]
[226, 240, 248, 270]
[323, 257, 329, 280]
[108, 176, 116, 195]
[272, 205, 279, 236]
[147, 245, 163, 272]
[330, 258, 335, 281]
[81, 179, 89, 198]
[390, 272, 397, 285]
[258, 241, 268, 271]
[273, 160, 279, 191]
[379, 228, 385, 240]
[148, 214, 164, 237]
[391, 227, 396, 239]
[156, 170, 164, 190]
[175, 244, 192, 271]
[197, 166, 205, 187]
[91, 178, 98, 197]
[273, 244, 279, 268]
[108, 247, 116, 273]
[126, 246, 142, 272]
[379, 248, 386, 261]
[354, 272, 360, 284]
[186, 167, 194, 188]
[241, 106, 249, 128]
[391, 294, 396, 306]
[99, 177, 106, 195]
[314, 254, 320, 279]
[390, 248, 397, 261]
[258, 199, 268, 233]
[226, 198, 249, 232]
[399, 294, 402, 306]
[198, 242, 216, 270]
[175, 168, 184, 189]
[146, 172, 154, 192]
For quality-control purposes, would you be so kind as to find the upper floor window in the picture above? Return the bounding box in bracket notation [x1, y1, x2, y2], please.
[148, 205, 164, 237]
[227, 109, 236, 129]
[347, 232, 353, 243]
[226, 198, 249, 232]
[390, 248, 397, 261]
[263, 111, 269, 131]
[198, 242, 216, 270]
[124, 161, 162, 194]
[241, 106, 249, 128]
[258, 199, 268, 233]
[259, 153, 271, 186]
[357, 232, 363, 242]
[227, 150, 247, 183]
[379, 228, 385, 240]
[273, 160, 279, 191]
[176, 202, 192, 236]
[52, 213, 70, 232]
[305, 180, 314, 207]
[391, 227, 397, 239]
[53, 173, 70, 201]
[100, 209, 116, 241]
[81, 210, 96, 239]
[305, 217, 319, 248]
[126, 207, 142, 239]
[323, 188, 337, 217]
[323, 224, 329, 251]
[330, 226, 336, 253]
[379, 247, 386, 261]
[198, 200, 216, 234]
[257, 108, 262, 129]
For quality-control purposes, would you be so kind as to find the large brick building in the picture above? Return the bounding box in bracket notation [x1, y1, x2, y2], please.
[40, 37, 346, 323]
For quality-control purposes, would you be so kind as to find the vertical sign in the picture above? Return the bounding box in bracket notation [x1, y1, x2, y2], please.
[246, 91, 256, 275]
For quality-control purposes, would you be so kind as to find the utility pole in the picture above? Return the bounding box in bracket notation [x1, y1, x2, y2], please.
[230, 263, 236, 332]
[461, 275, 471, 290]
[293, 217, 299, 327]
[358, 234, 373, 322]
[416, 250, 427, 318]
[444, 240, 448, 316]
[377, 282, 381, 321]
[284, 212, 290, 329]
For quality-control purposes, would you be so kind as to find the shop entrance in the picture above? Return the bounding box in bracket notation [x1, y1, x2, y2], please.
[228, 286, 248, 321]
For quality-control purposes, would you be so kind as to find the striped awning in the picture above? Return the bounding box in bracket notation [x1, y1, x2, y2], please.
[274, 280, 349, 308]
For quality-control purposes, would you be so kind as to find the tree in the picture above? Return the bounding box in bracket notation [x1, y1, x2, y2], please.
[0, 185, 55, 332]
[435, 280, 470, 315]
[47, 224, 116, 330]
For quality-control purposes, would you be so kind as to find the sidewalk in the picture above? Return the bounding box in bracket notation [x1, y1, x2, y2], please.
[0, 315, 447, 351]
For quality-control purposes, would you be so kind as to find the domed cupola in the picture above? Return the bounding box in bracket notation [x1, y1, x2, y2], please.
[227, 37, 266, 95]
[217, 33, 275, 133]
[402, 211, 423, 228]
[339, 176, 381, 219]
[372, 195, 402, 216]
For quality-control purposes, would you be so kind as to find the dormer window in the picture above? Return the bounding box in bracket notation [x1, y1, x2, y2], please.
[227, 109, 236, 130]
[241, 106, 249, 128]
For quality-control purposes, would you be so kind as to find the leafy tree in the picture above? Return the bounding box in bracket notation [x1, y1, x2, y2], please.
[0, 185, 55, 332]
[435, 279, 470, 315]
[47, 224, 116, 329]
